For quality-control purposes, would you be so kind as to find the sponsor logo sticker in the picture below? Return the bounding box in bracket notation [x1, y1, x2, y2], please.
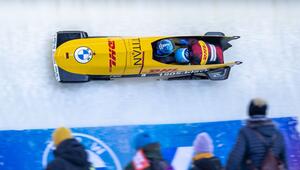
[149, 68, 178, 74]
[74, 47, 93, 64]
[42, 133, 122, 170]
[131, 38, 142, 66]
[108, 40, 116, 72]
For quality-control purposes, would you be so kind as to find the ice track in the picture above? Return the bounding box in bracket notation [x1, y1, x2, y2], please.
[0, 0, 299, 130]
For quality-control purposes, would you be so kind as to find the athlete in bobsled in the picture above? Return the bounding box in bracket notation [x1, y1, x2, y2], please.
[154, 38, 224, 65]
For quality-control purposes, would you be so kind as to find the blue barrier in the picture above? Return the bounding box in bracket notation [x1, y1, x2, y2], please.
[0, 117, 299, 170]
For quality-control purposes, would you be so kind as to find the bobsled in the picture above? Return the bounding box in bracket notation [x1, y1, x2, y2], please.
[52, 31, 242, 82]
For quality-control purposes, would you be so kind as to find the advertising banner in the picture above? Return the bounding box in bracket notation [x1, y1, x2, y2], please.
[0, 117, 299, 170]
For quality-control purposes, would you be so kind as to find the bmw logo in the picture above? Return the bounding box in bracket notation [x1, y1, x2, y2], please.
[74, 47, 93, 64]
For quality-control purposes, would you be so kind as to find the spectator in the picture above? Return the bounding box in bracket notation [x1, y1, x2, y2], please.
[46, 127, 92, 170]
[190, 132, 223, 170]
[226, 98, 287, 170]
[125, 131, 173, 170]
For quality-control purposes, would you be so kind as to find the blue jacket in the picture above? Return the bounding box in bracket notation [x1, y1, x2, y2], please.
[226, 118, 287, 170]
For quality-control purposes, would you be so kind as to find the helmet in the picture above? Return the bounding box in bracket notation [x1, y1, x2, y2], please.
[156, 39, 175, 56]
[175, 48, 190, 64]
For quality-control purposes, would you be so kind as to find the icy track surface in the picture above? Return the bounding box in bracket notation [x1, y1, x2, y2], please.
[0, 0, 299, 130]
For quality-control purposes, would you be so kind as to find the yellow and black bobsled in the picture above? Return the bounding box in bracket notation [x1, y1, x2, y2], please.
[52, 31, 242, 82]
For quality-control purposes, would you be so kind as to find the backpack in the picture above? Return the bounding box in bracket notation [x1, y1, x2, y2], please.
[249, 130, 283, 170]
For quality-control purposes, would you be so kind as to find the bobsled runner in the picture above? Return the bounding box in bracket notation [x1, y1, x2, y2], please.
[52, 31, 242, 82]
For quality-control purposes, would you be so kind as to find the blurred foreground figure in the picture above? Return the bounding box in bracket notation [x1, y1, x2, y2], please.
[190, 132, 223, 170]
[125, 131, 173, 170]
[226, 98, 287, 170]
[46, 127, 92, 170]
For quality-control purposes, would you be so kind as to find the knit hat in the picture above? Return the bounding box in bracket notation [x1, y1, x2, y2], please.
[134, 131, 155, 150]
[193, 132, 214, 154]
[52, 127, 73, 146]
[248, 98, 268, 117]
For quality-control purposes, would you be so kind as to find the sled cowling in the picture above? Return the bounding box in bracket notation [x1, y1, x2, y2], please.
[52, 31, 242, 82]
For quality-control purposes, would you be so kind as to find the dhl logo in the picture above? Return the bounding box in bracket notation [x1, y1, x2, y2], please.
[199, 41, 208, 65]
[108, 40, 116, 72]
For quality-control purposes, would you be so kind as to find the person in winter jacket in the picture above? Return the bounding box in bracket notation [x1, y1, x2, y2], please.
[46, 127, 92, 170]
[226, 98, 287, 170]
[190, 132, 223, 170]
[125, 131, 173, 170]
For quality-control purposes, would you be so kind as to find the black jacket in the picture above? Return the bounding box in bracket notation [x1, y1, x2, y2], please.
[46, 138, 91, 170]
[191, 156, 223, 170]
[226, 118, 287, 170]
[125, 143, 173, 170]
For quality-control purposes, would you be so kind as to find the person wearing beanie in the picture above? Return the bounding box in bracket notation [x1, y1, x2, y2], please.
[134, 131, 155, 150]
[52, 127, 73, 146]
[226, 98, 287, 170]
[46, 127, 92, 170]
[248, 98, 268, 117]
[125, 131, 173, 170]
[190, 132, 223, 170]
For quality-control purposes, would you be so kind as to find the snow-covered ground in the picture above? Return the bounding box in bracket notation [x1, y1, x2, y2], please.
[0, 0, 299, 131]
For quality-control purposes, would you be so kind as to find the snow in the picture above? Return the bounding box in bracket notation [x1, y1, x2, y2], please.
[0, 0, 299, 130]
